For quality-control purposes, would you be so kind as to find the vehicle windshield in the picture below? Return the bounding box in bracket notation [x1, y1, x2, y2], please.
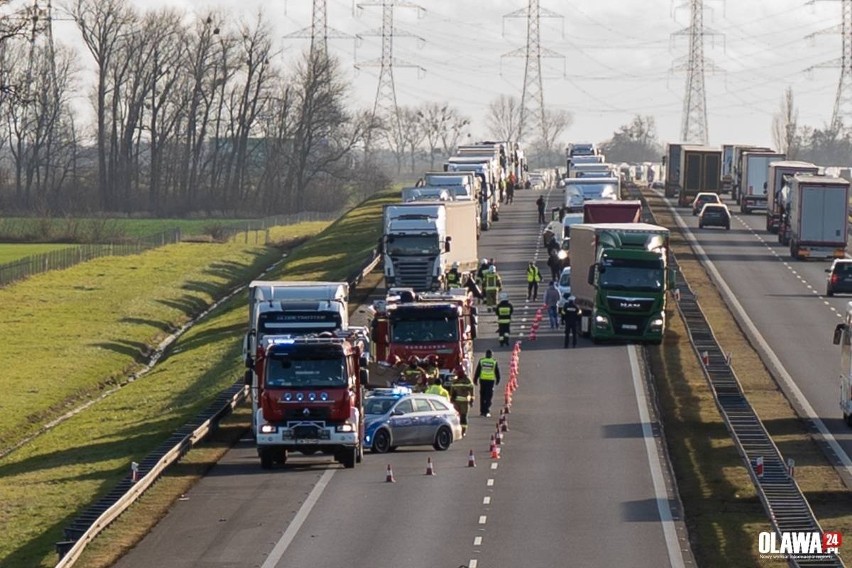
[365, 397, 397, 415]
[390, 317, 459, 343]
[386, 235, 440, 256]
[265, 354, 345, 388]
[572, 183, 617, 200]
[559, 271, 571, 287]
[259, 312, 342, 336]
[599, 258, 664, 292]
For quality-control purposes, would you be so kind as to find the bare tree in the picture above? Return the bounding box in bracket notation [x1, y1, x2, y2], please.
[772, 87, 799, 158]
[396, 106, 424, 174]
[539, 108, 573, 153]
[486, 94, 521, 143]
[416, 102, 468, 169]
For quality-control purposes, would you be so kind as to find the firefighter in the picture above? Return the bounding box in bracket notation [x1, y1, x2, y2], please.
[425, 376, 451, 400]
[450, 365, 475, 436]
[496, 291, 514, 346]
[445, 261, 462, 289]
[423, 354, 441, 390]
[484, 265, 503, 307]
[476, 258, 491, 287]
[401, 356, 427, 390]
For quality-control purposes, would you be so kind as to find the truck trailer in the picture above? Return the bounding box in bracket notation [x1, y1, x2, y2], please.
[569, 223, 674, 344]
[663, 143, 683, 198]
[382, 201, 479, 291]
[677, 145, 722, 207]
[765, 161, 818, 233]
[739, 151, 785, 214]
[583, 200, 643, 224]
[785, 174, 850, 260]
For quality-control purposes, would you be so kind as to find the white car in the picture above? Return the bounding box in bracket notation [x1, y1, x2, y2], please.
[557, 267, 572, 305]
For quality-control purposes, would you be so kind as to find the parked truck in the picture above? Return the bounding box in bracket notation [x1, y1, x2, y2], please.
[663, 143, 683, 197]
[445, 156, 500, 229]
[831, 305, 852, 427]
[677, 145, 722, 207]
[583, 200, 643, 224]
[721, 144, 735, 194]
[382, 201, 479, 291]
[765, 161, 818, 232]
[401, 186, 453, 203]
[739, 151, 785, 214]
[242, 281, 370, 469]
[732, 145, 772, 202]
[784, 174, 850, 260]
[570, 223, 674, 344]
[564, 177, 620, 202]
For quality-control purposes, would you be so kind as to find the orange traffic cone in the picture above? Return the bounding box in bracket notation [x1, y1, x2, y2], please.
[500, 410, 509, 432]
[468, 449, 477, 468]
[489, 436, 500, 459]
[385, 464, 396, 483]
[495, 428, 503, 445]
[425, 457, 436, 476]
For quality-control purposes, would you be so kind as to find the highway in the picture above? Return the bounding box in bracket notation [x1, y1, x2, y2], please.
[657, 193, 852, 478]
[113, 188, 691, 568]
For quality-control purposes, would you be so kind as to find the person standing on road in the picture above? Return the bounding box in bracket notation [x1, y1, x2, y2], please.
[526, 261, 542, 302]
[451, 365, 475, 436]
[496, 292, 514, 346]
[560, 295, 582, 348]
[474, 349, 501, 417]
[445, 261, 462, 289]
[536, 195, 546, 224]
[425, 377, 451, 400]
[484, 265, 503, 307]
[547, 249, 561, 281]
[544, 281, 560, 329]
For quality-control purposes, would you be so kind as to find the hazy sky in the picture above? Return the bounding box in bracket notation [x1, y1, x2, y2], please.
[50, 0, 844, 150]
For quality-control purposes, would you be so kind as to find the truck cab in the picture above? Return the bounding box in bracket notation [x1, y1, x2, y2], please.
[831, 304, 852, 427]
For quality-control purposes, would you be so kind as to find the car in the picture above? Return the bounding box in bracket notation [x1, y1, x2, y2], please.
[363, 388, 463, 453]
[691, 192, 722, 215]
[698, 203, 731, 230]
[651, 181, 664, 190]
[557, 266, 572, 304]
[825, 259, 852, 296]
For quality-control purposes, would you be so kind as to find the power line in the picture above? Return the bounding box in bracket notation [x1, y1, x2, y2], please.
[804, 0, 852, 130]
[284, 0, 353, 58]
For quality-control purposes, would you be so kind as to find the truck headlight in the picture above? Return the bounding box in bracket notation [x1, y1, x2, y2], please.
[650, 318, 664, 329]
[259, 424, 277, 434]
[336, 423, 355, 433]
[595, 314, 609, 326]
[557, 250, 567, 260]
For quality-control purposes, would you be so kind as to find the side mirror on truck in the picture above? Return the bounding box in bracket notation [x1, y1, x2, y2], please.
[668, 267, 677, 289]
[360, 368, 370, 386]
[833, 323, 847, 346]
[445, 236, 452, 252]
[587, 265, 596, 286]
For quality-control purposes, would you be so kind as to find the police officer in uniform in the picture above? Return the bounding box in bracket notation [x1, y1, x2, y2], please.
[474, 350, 501, 417]
[495, 291, 514, 346]
[450, 365, 475, 436]
[560, 295, 582, 348]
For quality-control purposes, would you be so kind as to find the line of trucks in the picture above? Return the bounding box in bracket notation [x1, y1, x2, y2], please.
[242, 142, 522, 470]
[663, 142, 851, 260]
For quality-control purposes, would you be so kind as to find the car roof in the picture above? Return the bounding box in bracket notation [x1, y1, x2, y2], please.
[701, 203, 728, 211]
[695, 192, 720, 199]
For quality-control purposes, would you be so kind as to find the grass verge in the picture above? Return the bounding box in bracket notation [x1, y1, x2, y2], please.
[0, 189, 396, 568]
[0, 243, 76, 264]
[643, 188, 852, 566]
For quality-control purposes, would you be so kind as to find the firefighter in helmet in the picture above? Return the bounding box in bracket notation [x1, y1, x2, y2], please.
[445, 261, 462, 290]
[401, 356, 427, 390]
[484, 265, 503, 307]
[496, 291, 514, 346]
[451, 364, 475, 436]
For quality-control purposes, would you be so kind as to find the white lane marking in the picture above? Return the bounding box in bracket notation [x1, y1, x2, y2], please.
[667, 206, 852, 476]
[483, 496, 491, 505]
[490, 463, 498, 470]
[469, 560, 478, 568]
[627, 345, 686, 568]
[487, 478, 494, 487]
[478, 515, 487, 524]
[261, 469, 335, 568]
[474, 536, 483, 546]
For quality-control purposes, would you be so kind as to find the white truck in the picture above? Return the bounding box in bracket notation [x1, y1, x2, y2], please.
[765, 161, 818, 233]
[570, 163, 617, 179]
[382, 200, 479, 291]
[786, 174, 850, 260]
[564, 177, 620, 202]
[401, 186, 453, 203]
[445, 156, 501, 230]
[740, 151, 785, 214]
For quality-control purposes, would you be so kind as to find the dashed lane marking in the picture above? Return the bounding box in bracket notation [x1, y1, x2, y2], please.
[490, 463, 498, 470]
[483, 496, 491, 505]
[487, 478, 494, 487]
[474, 536, 483, 546]
[479, 515, 487, 525]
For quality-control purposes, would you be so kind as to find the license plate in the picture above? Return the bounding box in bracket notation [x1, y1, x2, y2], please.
[622, 324, 638, 330]
[295, 439, 315, 444]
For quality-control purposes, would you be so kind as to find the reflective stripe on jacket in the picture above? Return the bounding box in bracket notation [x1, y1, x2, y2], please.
[478, 358, 496, 380]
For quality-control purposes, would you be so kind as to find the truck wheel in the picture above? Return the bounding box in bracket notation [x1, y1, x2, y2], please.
[260, 448, 274, 470]
[790, 241, 799, 260]
[371, 429, 391, 453]
[827, 288, 834, 297]
[341, 447, 357, 469]
[433, 426, 453, 451]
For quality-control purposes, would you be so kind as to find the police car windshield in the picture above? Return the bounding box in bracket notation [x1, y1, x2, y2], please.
[599, 259, 663, 291]
[265, 354, 345, 388]
[391, 318, 458, 343]
[365, 397, 397, 415]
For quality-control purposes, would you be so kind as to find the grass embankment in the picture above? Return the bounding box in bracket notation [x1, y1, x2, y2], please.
[0, 243, 76, 263]
[643, 189, 851, 566]
[0, 217, 255, 242]
[0, 189, 396, 568]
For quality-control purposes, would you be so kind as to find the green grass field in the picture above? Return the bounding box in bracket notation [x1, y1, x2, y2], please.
[0, 190, 397, 568]
[0, 217, 265, 242]
[0, 243, 76, 263]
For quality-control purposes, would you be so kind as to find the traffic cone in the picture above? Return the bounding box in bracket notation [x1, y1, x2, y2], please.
[701, 351, 709, 365]
[425, 457, 436, 476]
[529, 321, 539, 341]
[385, 464, 396, 483]
[495, 428, 503, 445]
[489, 436, 500, 459]
[468, 449, 477, 468]
[501, 414, 509, 432]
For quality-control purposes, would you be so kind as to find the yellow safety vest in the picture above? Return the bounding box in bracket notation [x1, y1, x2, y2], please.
[426, 384, 450, 399]
[479, 358, 496, 381]
[527, 266, 541, 283]
[446, 270, 461, 286]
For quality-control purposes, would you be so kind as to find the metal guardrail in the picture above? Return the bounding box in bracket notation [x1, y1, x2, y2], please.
[54, 248, 382, 566]
[631, 187, 844, 568]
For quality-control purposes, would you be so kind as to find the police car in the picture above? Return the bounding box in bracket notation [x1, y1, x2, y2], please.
[363, 387, 462, 453]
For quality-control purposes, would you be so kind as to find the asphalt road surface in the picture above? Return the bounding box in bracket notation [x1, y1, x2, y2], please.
[113, 188, 692, 568]
[663, 193, 852, 480]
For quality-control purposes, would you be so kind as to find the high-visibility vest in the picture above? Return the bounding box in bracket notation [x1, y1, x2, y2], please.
[446, 270, 461, 286]
[426, 384, 450, 399]
[527, 266, 541, 283]
[485, 272, 499, 289]
[496, 303, 512, 324]
[478, 358, 497, 381]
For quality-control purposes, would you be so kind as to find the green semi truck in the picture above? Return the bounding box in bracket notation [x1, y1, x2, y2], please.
[569, 223, 675, 344]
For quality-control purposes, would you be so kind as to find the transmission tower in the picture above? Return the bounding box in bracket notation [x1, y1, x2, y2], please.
[356, 0, 425, 134]
[805, 0, 852, 131]
[671, 0, 717, 144]
[502, 0, 564, 144]
[284, 0, 351, 58]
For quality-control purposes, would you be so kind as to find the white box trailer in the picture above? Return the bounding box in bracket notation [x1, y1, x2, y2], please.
[787, 174, 850, 260]
[740, 151, 785, 213]
[765, 161, 818, 233]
